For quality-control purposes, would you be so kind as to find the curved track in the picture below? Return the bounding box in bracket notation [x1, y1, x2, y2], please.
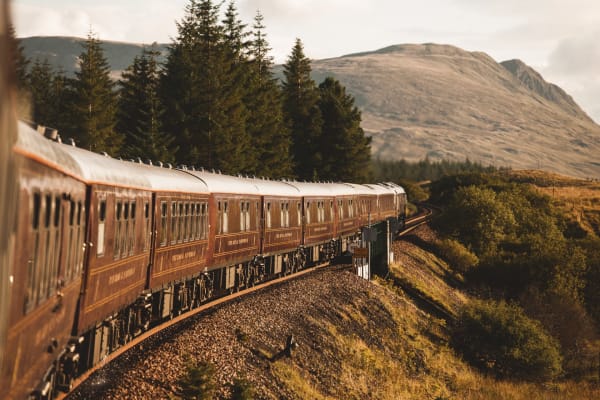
[398, 204, 435, 237]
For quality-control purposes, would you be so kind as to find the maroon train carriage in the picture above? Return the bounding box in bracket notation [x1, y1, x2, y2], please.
[362, 183, 398, 223]
[380, 182, 407, 230]
[1, 122, 88, 400]
[146, 167, 211, 320]
[249, 178, 304, 276]
[285, 182, 340, 264]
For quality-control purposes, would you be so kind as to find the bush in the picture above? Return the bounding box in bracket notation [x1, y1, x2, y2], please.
[231, 377, 255, 400]
[453, 300, 562, 381]
[436, 238, 478, 273]
[178, 360, 216, 400]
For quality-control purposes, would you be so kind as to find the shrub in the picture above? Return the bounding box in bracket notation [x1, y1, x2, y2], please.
[453, 300, 562, 381]
[231, 377, 255, 400]
[178, 360, 217, 400]
[436, 238, 478, 273]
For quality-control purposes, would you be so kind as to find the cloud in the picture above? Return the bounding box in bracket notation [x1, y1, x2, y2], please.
[541, 31, 600, 122]
[13, 1, 186, 43]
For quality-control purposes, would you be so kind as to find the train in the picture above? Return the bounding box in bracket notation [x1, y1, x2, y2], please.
[0, 121, 407, 400]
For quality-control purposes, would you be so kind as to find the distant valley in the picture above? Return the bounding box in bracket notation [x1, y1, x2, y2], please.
[21, 37, 600, 178]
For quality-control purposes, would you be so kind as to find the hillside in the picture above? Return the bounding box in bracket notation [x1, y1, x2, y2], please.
[309, 44, 600, 178]
[21, 37, 600, 178]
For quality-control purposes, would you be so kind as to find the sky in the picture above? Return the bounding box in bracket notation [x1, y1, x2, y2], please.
[11, 0, 600, 122]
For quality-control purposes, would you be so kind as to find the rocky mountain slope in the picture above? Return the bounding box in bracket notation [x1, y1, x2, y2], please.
[21, 37, 600, 178]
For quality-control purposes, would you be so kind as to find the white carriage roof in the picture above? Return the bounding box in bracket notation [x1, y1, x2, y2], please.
[341, 182, 379, 196]
[362, 183, 397, 195]
[16, 121, 83, 178]
[250, 178, 302, 197]
[65, 146, 209, 193]
[381, 182, 406, 194]
[183, 170, 262, 195]
[285, 181, 357, 197]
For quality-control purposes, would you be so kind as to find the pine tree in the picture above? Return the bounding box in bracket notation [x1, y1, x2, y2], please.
[47, 69, 75, 133]
[282, 38, 322, 181]
[117, 46, 175, 164]
[8, 24, 28, 90]
[161, 0, 253, 174]
[68, 32, 121, 154]
[218, 1, 254, 174]
[246, 11, 293, 178]
[318, 77, 372, 182]
[27, 58, 54, 126]
[8, 24, 31, 119]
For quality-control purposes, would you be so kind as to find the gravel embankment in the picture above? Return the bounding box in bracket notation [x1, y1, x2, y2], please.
[66, 263, 405, 400]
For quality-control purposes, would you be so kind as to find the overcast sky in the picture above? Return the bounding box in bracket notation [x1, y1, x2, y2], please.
[12, 0, 600, 122]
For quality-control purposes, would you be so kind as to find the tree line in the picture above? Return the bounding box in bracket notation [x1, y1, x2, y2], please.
[13, 0, 372, 183]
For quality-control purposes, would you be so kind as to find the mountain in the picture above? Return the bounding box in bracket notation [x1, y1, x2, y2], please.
[20, 37, 600, 178]
[21, 36, 168, 79]
[308, 44, 600, 178]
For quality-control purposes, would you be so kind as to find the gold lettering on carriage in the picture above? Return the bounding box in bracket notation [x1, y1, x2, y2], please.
[108, 267, 136, 285]
[172, 250, 197, 262]
[275, 232, 293, 239]
[227, 237, 249, 246]
[314, 227, 327, 232]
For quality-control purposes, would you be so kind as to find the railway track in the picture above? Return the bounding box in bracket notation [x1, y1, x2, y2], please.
[398, 204, 435, 237]
[57, 261, 331, 400]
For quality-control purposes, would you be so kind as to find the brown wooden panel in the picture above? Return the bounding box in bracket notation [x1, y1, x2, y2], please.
[263, 227, 302, 254]
[151, 241, 209, 287]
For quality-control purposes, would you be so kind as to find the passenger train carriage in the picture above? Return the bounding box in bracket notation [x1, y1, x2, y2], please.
[0, 121, 406, 400]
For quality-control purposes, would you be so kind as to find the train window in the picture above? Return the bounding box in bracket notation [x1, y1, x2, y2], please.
[266, 202, 271, 229]
[318, 201, 324, 223]
[144, 201, 150, 251]
[183, 203, 192, 242]
[338, 200, 344, 220]
[246, 202, 251, 231]
[26, 192, 42, 312]
[349, 199, 354, 218]
[65, 200, 75, 282]
[48, 195, 61, 297]
[222, 201, 228, 234]
[193, 203, 199, 240]
[330, 201, 333, 221]
[129, 201, 136, 255]
[53, 197, 60, 227]
[115, 201, 122, 259]
[305, 202, 311, 224]
[75, 201, 84, 276]
[178, 202, 184, 242]
[124, 202, 130, 257]
[190, 203, 196, 240]
[240, 201, 246, 231]
[200, 203, 207, 239]
[297, 202, 301, 226]
[97, 199, 106, 256]
[281, 202, 289, 228]
[160, 201, 167, 246]
[171, 202, 178, 244]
